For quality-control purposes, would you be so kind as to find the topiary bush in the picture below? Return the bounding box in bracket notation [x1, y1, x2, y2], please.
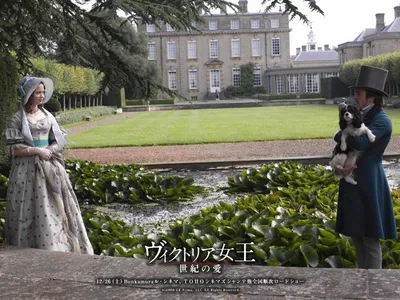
[44, 97, 62, 113]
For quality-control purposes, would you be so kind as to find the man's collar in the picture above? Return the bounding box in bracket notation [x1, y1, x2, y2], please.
[361, 104, 374, 115]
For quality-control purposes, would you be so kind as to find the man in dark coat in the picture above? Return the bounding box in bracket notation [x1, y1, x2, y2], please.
[333, 66, 397, 269]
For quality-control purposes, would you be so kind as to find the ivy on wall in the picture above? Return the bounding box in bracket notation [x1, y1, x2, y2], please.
[225, 62, 265, 98]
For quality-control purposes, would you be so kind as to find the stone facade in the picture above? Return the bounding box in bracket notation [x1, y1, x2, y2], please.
[337, 6, 400, 64]
[138, 5, 291, 100]
[266, 66, 340, 94]
[265, 29, 340, 95]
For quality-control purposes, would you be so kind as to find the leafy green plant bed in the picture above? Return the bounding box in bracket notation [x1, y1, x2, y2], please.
[1, 161, 399, 268]
[82, 162, 400, 268]
[65, 160, 205, 204]
[226, 162, 337, 194]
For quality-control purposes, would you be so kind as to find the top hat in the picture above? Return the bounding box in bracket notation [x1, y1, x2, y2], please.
[349, 65, 389, 97]
[17, 76, 54, 106]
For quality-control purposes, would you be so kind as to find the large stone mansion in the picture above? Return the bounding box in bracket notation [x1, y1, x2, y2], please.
[138, 2, 400, 99]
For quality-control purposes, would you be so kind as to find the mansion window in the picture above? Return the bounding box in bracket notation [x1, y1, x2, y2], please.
[324, 72, 339, 78]
[188, 69, 198, 89]
[252, 39, 261, 57]
[168, 70, 177, 90]
[251, 19, 260, 29]
[287, 74, 299, 93]
[232, 68, 241, 87]
[146, 24, 155, 33]
[230, 20, 239, 29]
[209, 20, 217, 30]
[276, 75, 283, 94]
[231, 39, 240, 57]
[148, 43, 156, 60]
[306, 73, 319, 93]
[188, 41, 197, 59]
[272, 38, 280, 55]
[209, 40, 219, 58]
[167, 42, 176, 59]
[271, 19, 279, 28]
[253, 68, 262, 87]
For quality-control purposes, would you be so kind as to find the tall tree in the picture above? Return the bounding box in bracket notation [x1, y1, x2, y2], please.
[263, 0, 324, 23]
[0, 0, 236, 96]
[53, 11, 159, 98]
[0, 0, 324, 96]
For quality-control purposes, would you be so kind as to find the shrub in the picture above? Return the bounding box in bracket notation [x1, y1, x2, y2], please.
[58, 106, 116, 125]
[255, 93, 322, 101]
[150, 98, 175, 105]
[0, 52, 19, 175]
[224, 85, 240, 99]
[252, 86, 266, 94]
[44, 97, 62, 113]
[255, 93, 296, 100]
[299, 93, 323, 99]
[125, 98, 175, 106]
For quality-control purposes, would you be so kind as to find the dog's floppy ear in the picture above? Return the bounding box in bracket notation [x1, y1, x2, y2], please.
[338, 102, 347, 111]
[339, 118, 347, 130]
[353, 110, 362, 128]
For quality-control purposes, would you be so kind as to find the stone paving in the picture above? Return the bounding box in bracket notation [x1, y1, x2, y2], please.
[1, 246, 400, 299]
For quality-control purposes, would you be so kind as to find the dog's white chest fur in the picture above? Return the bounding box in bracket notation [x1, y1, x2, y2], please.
[340, 123, 375, 152]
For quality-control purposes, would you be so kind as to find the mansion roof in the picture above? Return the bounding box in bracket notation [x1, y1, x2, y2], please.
[294, 50, 338, 62]
[382, 17, 400, 32]
[350, 17, 400, 43]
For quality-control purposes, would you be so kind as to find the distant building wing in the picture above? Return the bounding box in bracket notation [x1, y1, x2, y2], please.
[353, 28, 375, 42]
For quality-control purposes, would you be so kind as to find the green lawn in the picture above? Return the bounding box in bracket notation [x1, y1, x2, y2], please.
[66, 106, 400, 148]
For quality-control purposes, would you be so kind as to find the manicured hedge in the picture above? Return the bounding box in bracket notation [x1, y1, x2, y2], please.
[254, 93, 323, 101]
[125, 98, 175, 106]
[0, 52, 19, 174]
[58, 106, 116, 125]
[340, 51, 400, 96]
[31, 58, 103, 97]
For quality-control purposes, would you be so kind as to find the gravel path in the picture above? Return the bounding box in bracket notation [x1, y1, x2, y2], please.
[64, 112, 400, 164]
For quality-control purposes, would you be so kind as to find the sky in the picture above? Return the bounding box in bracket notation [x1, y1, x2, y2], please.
[219, 0, 400, 55]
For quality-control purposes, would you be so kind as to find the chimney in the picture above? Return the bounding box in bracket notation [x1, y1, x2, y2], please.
[238, 0, 248, 13]
[375, 13, 385, 32]
[296, 47, 301, 55]
[317, 47, 322, 51]
[301, 45, 307, 52]
[395, 6, 400, 18]
[220, 4, 227, 14]
[324, 44, 330, 51]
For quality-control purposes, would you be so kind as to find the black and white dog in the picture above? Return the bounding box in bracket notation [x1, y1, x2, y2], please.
[329, 103, 375, 185]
